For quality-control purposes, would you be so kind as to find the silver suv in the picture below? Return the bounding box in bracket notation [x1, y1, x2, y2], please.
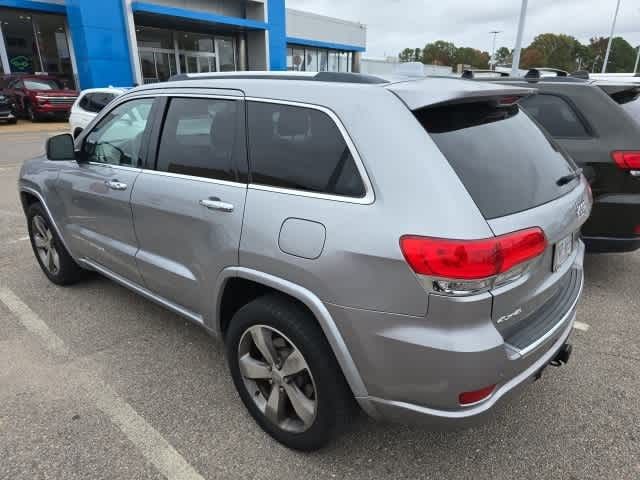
[19, 72, 591, 450]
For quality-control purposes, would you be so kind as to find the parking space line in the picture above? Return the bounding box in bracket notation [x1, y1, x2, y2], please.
[0, 287, 69, 357]
[0, 287, 206, 480]
[7, 236, 29, 244]
[573, 321, 590, 332]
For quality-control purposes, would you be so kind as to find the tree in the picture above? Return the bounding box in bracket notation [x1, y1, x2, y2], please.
[422, 41, 457, 66]
[520, 48, 544, 69]
[454, 47, 490, 69]
[525, 33, 582, 71]
[495, 47, 512, 66]
[413, 48, 422, 62]
[398, 48, 414, 63]
[602, 37, 636, 72]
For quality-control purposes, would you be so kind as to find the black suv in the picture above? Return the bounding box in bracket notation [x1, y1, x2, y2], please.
[467, 69, 640, 253]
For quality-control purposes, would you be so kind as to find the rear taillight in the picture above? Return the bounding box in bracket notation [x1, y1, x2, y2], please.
[612, 151, 640, 170]
[400, 228, 547, 295]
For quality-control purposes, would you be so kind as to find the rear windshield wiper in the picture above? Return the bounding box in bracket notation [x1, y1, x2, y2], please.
[556, 168, 583, 186]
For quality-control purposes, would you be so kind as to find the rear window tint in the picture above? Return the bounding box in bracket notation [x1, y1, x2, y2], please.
[518, 94, 589, 138]
[416, 101, 578, 219]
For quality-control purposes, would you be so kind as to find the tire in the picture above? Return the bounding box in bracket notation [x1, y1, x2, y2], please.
[8, 118, 17, 125]
[225, 294, 355, 451]
[26, 203, 86, 286]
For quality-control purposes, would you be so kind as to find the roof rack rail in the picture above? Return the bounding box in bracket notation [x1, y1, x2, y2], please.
[461, 69, 509, 79]
[524, 68, 569, 79]
[167, 71, 389, 84]
[570, 70, 590, 80]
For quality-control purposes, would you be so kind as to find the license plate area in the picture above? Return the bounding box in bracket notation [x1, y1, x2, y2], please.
[553, 233, 575, 271]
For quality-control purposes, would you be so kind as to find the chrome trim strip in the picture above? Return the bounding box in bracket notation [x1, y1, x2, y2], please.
[245, 97, 375, 205]
[507, 268, 584, 357]
[248, 184, 369, 204]
[366, 314, 575, 420]
[142, 169, 247, 188]
[78, 258, 204, 326]
[87, 162, 142, 173]
[18, 186, 77, 261]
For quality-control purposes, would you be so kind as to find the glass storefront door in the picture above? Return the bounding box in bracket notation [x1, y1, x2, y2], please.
[0, 9, 75, 86]
[136, 26, 236, 83]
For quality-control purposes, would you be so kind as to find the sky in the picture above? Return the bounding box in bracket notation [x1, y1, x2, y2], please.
[287, 0, 640, 59]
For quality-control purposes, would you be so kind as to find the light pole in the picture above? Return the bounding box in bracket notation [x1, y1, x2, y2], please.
[490, 30, 501, 70]
[634, 46, 640, 74]
[511, 0, 529, 76]
[602, 0, 622, 74]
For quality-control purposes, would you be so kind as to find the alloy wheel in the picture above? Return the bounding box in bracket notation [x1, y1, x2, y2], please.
[238, 325, 317, 433]
[32, 215, 60, 275]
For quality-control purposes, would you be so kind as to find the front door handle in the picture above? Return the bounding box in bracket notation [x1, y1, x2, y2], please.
[199, 197, 234, 213]
[105, 179, 128, 191]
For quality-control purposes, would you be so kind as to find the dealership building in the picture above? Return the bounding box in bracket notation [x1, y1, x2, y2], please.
[0, 0, 366, 89]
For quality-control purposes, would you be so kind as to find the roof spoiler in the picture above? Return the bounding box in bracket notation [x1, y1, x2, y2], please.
[598, 83, 640, 105]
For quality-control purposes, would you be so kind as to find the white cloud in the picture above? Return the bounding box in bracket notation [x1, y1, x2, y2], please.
[287, 0, 640, 60]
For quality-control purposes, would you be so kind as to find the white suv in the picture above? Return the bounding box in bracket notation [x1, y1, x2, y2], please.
[69, 87, 128, 137]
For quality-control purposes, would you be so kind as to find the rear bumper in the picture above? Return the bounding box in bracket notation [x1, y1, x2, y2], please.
[583, 193, 640, 253]
[582, 236, 640, 253]
[362, 315, 574, 427]
[329, 249, 584, 427]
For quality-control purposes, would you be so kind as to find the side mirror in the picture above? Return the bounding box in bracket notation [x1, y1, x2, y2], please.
[46, 133, 76, 161]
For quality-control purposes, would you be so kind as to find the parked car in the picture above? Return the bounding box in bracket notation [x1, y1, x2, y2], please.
[2, 74, 78, 122]
[467, 68, 640, 253]
[70, 87, 129, 138]
[0, 93, 16, 124]
[19, 72, 590, 450]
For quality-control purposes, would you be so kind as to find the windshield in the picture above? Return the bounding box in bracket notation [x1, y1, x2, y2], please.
[416, 101, 578, 219]
[24, 79, 62, 90]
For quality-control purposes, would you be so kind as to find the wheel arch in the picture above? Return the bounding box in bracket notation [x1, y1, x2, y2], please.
[213, 267, 369, 398]
[19, 186, 76, 261]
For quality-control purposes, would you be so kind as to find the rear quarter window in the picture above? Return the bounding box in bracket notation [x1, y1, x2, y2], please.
[416, 100, 578, 219]
[247, 101, 366, 198]
[518, 94, 590, 138]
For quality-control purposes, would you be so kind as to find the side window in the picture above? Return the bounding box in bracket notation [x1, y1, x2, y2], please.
[79, 93, 93, 112]
[247, 102, 366, 197]
[156, 97, 240, 181]
[519, 94, 590, 138]
[82, 98, 154, 167]
[94, 93, 116, 112]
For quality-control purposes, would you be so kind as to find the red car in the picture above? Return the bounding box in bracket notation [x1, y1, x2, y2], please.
[3, 75, 78, 122]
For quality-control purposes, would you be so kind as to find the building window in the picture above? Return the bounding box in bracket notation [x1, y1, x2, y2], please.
[0, 9, 74, 87]
[135, 26, 237, 83]
[286, 44, 354, 73]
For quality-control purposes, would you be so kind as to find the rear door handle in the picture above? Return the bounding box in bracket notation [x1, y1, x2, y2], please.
[105, 180, 128, 191]
[199, 198, 234, 213]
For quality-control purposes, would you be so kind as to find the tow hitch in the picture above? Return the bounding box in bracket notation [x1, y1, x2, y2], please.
[550, 343, 573, 367]
[534, 343, 573, 381]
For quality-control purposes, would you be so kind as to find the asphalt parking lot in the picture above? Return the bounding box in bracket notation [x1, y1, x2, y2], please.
[0, 124, 638, 480]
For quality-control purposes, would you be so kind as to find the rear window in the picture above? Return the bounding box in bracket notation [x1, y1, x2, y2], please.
[416, 101, 578, 219]
[518, 94, 590, 138]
